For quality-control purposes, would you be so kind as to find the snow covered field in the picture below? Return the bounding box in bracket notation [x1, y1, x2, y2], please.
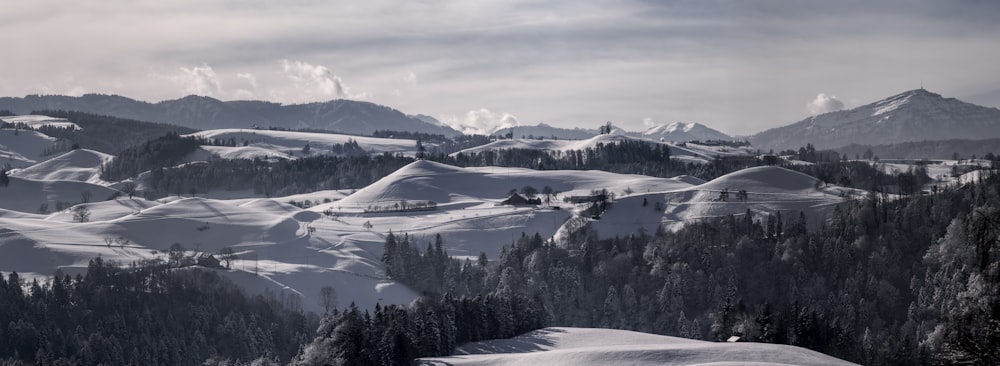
[418, 327, 858, 366]
[452, 133, 753, 164]
[186, 128, 428, 159]
[0, 158, 855, 313]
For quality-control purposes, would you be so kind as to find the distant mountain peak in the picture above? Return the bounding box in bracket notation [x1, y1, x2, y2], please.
[639, 121, 732, 142]
[750, 89, 1000, 150]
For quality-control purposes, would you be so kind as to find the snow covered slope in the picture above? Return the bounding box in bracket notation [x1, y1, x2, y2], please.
[589, 166, 857, 237]
[0, 159, 856, 315]
[639, 122, 733, 142]
[0, 128, 59, 168]
[452, 133, 751, 164]
[186, 128, 426, 158]
[1, 115, 80, 129]
[418, 327, 857, 366]
[319, 160, 697, 259]
[10, 149, 112, 184]
[0, 176, 119, 213]
[0, 194, 419, 312]
[491, 123, 598, 140]
[750, 89, 1000, 151]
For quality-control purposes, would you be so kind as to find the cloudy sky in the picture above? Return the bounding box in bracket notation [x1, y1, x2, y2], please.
[2, 0, 999, 135]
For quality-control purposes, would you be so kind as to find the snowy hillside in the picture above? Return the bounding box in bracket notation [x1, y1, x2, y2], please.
[0, 115, 80, 129]
[0, 128, 59, 168]
[491, 123, 598, 140]
[0, 159, 854, 314]
[750, 89, 1000, 150]
[638, 122, 733, 142]
[453, 133, 752, 164]
[590, 166, 856, 237]
[10, 149, 112, 185]
[186, 128, 427, 158]
[418, 327, 857, 366]
[0, 193, 419, 312]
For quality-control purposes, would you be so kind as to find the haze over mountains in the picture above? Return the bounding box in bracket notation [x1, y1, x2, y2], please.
[750, 89, 1000, 151]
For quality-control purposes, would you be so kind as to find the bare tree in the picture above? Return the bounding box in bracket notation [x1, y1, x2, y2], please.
[80, 190, 92, 203]
[120, 182, 137, 199]
[72, 205, 91, 223]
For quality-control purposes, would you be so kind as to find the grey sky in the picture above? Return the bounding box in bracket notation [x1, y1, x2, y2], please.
[2, 0, 999, 135]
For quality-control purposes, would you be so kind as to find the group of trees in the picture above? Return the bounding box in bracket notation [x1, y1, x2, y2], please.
[291, 294, 545, 366]
[0, 258, 316, 365]
[291, 232, 546, 365]
[137, 153, 413, 199]
[23, 110, 198, 155]
[357, 170, 1000, 365]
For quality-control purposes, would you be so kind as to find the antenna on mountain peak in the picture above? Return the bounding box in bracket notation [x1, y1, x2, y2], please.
[920, 80, 924, 90]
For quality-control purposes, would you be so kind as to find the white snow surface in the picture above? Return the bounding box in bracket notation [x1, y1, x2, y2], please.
[640, 122, 733, 142]
[0, 128, 59, 167]
[1, 115, 80, 130]
[186, 128, 427, 158]
[418, 327, 857, 366]
[452, 133, 751, 164]
[750, 89, 1000, 150]
[10, 149, 112, 185]
[1, 159, 855, 314]
[590, 165, 857, 236]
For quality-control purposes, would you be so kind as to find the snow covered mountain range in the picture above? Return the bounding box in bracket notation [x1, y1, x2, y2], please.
[0, 94, 462, 136]
[749, 89, 1000, 151]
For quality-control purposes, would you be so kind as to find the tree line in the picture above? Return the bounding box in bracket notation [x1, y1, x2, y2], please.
[0, 258, 316, 365]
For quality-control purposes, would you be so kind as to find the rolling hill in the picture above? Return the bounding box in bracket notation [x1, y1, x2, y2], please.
[418, 327, 857, 366]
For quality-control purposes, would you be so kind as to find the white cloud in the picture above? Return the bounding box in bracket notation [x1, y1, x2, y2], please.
[404, 70, 418, 84]
[444, 108, 519, 135]
[65, 86, 87, 97]
[807, 93, 845, 115]
[236, 72, 258, 89]
[642, 117, 657, 128]
[170, 63, 222, 96]
[280, 59, 370, 101]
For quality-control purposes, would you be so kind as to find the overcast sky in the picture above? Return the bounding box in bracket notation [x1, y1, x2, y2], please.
[2, 0, 999, 135]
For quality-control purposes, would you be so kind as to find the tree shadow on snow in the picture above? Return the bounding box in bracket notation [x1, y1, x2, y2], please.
[456, 328, 565, 355]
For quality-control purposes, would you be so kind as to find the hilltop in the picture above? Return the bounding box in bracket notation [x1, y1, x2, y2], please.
[419, 327, 857, 366]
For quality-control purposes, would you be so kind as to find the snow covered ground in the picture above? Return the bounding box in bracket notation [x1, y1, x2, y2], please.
[418, 327, 857, 366]
[452, 132, 753, 164]
[2, 149, 858, 314]
[0, 128, 60, 168]
[1, 115, 80, 130]
[185, 128, 428, 159]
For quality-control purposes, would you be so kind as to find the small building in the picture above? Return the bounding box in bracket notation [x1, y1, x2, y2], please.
[196, 253, 222, 268]
[501, 193, 541, 206]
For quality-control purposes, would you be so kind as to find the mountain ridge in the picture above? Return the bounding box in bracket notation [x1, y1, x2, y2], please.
[0, 93, 462, 136]
[749, 89, 1000, 151]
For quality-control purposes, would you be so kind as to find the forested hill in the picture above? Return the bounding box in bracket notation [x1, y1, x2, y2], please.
[348, 170, 1000, 365]
[0, 259, 315, 365]
[8, 110, 198, 155]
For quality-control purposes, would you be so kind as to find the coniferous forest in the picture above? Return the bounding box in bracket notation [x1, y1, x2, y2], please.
[305, 170, 999, 365]
[0, 259, 315, 365]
